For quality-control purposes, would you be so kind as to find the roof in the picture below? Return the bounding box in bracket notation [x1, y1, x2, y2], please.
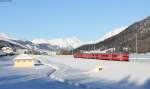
[14, 54, 33, 60]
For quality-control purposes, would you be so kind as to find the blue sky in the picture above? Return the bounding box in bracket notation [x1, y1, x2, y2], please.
[0, 0, 150, 41]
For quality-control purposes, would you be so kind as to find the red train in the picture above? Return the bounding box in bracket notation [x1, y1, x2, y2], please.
[73, 53, 129, 61]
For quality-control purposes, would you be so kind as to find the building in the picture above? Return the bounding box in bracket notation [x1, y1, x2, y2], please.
[47, 51, 57, 55]
[15, 49, 29, 54]
[2, 47, 13, 54]
[40, 50, 57, 56]
[14, 54, 37, 67]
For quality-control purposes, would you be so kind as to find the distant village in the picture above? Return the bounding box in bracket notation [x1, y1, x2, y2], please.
[0, 46, 72, 57]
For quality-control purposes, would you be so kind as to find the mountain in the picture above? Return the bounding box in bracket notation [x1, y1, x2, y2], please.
[0, 33, 62, 53]
[97, 26, 127, 42]
[87, 26, 127, 44]
[75, 16, 150, 53]
[0, 33, 84, 54]
[0, 33, 20, 40]
[32, 37, 84, 50]
[35, 43, 61, 52]
[0, 33, 28, 49]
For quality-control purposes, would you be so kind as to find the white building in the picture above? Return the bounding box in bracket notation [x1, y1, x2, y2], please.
[2, 47, 14, 54]
[47, 51, 57, 55]
[13, 54, 40, 67]
[16, 49, 28, 54]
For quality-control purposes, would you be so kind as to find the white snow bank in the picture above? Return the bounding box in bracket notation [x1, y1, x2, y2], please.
[1, 55, 150, 89]
[36, 55, 150, 89]
[130, 54, 150, 62]
[0, 56, 86, 89]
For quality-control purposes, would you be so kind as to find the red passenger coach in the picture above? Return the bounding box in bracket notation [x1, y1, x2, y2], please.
[96, 54, 113, 60]
[85, 54, 95, 59]
[73, 53, 129, 61]
[111, 54, 128, 61]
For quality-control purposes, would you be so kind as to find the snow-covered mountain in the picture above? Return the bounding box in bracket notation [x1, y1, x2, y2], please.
[75, 16, 150, 53]
[87, 26, 128, 44]
[0, 33, 29, 49]
[0, 33, 84, 54]
[98, 26, 128, 42]
[0, 33, 17, 40]
[32, 37, 84, 49]
[0, 33, 62, 52]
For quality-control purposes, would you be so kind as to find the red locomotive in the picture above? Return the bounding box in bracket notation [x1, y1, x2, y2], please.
[73, 53, 129, 61]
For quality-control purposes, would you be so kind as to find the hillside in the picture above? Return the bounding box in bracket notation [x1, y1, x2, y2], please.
[75, 16, 150, 53]
[32, 37, 84, 50]
[0, 33, 84, 54]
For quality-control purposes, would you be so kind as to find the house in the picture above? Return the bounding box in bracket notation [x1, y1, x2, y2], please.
[13, 54, 39, 67]
[2, 47, 13, 54]
[47, 51, 57, 55]
[16, 49, 28, 54]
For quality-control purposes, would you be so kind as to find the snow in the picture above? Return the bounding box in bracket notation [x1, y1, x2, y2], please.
[130, 54, 150, 62]
[0, 33, 27, 49]
[1, 55, 150, 89]
[88, 26, 128, 44]
[14, 54, 33, 60]
[0, 56, 85, 89]
[32, 37, 84, 49]
[98, 26, 127, 41]
[35, 55, 150, 89]
[0, 33, 18, 40]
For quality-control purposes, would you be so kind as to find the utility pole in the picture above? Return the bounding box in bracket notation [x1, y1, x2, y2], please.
[71, 43, 74, 55]
[94, 40, 96, 51]
[136, 33, 138, 54]
[72, 48, 74, 55]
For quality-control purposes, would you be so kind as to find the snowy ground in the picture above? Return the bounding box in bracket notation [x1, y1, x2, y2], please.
[36, 55, 150, 89]
[1, 55, 150, 89]
[0, 56, 85, 89]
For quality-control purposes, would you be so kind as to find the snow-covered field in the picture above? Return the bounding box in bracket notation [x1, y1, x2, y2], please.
[1, 55, 150, 89]
[0, 56, 85, 89]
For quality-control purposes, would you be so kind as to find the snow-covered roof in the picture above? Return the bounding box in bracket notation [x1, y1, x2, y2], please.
[14, 54, 33, 60]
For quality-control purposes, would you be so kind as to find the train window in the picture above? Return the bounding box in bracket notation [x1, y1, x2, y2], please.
[103, 55, 108, 57]
[112, 55, 117, 57]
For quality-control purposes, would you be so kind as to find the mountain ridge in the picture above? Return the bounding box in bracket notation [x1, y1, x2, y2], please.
[32, 37, 84, 49]
[0, 33, 84, 54]
[75, 16, 150, 53]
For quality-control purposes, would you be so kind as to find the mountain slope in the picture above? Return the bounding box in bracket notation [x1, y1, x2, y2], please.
[87, 26, 127, 44]
[0, 33, 84, 53]
[98, 26, 127, 42]
[32, 37, 84, 50]
[0, 33, 62, 52]
[36, 43, 61, 51]
[75, 16, 150, 53]
[0, 33, 28, 49]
